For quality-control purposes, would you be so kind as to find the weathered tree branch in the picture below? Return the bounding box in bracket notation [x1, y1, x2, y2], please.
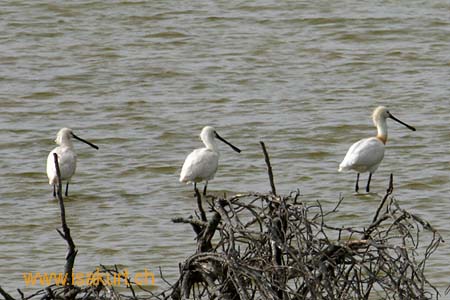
[260, 141, 277, 196]
[0, 286, 16, 300]
[53, 153, 77, 292]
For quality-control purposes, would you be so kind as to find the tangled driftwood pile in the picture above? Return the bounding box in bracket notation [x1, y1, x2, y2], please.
[166, 143, 443, 300]
[0, 143, 444, 300]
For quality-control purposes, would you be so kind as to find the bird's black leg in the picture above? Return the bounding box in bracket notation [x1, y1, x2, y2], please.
[65, 182, 69, 197]
[355, 173, 360, 193]
[53, 185, 56, 197]
[203, 181, 208, 196]
[366, 173, 372, 193]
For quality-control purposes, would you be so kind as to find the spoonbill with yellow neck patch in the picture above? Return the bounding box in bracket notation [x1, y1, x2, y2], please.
[338, 106, 416, 193]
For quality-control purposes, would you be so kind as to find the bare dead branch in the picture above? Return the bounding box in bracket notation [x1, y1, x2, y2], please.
[53, 153, 77, 293]
[260, 141, 277, 196]
[0, 286, 16, 300]
[194, 185, 207, 223]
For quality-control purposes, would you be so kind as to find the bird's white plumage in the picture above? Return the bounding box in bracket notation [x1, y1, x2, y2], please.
[338, 106, 415, 192]
[46, 127, 98, 196]
[46, 128, 77, 185]
[338, 137, 385, 173]
[47, 145, 77, 184]
[339, 107, 390, 175]
[180, 126, 219, 184]
[180, 148, 219, 183]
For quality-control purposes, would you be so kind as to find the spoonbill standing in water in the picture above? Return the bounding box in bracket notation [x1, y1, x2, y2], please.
[180, 126, 241, 195]
[46, 128, 99, 197]
[338, 106, 416, 193]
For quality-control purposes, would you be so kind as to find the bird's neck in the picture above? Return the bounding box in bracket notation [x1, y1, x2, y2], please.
[376, 119, 388, 144]
[204, 139, 219, 152]
[60, 140, 74, 149]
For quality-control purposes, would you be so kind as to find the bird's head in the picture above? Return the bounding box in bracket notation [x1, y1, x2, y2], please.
[55, 128, 74, 145]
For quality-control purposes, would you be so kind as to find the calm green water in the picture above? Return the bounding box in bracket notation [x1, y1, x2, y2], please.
[1, 0, 449, 296]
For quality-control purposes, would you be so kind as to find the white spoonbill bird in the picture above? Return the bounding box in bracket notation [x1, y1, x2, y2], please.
[338, 106, 416, 193]
[180, 126, 241, 195]
[46, 128, 99, 197]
